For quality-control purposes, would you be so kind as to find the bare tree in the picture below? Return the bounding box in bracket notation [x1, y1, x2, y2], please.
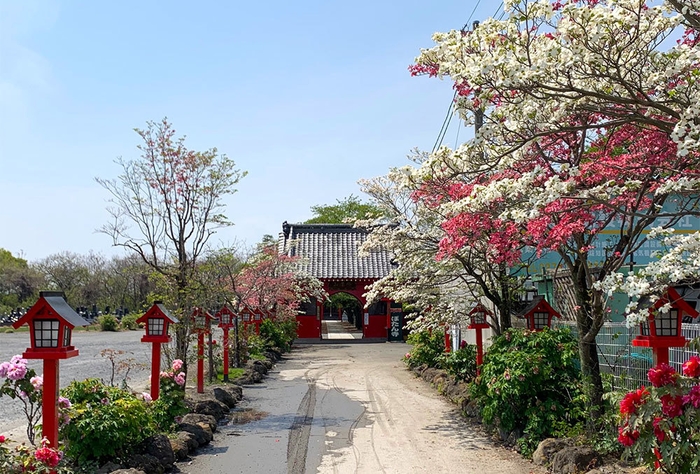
[96, 118, 246, 360]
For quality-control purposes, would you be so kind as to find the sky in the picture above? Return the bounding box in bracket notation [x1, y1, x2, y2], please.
[0, 0, 500, 262]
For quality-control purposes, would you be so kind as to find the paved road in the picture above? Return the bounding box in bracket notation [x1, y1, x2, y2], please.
[0, 329, 151, 439]
[177, 343, 543, 474]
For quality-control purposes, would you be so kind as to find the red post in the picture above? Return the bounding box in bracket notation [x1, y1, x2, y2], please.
[444, 327, 451, 353]
[197, 332, 204, 393]
[151, 343, 161, 400]
[475, 328, 484, 376]
[42, 359, 59, 452]
[222, 328, 230, 382]
[653, 347, 670, 366]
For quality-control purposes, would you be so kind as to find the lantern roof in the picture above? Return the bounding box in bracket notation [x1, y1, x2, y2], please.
[136, 302, 179, 325]
[13, 291, 89, 330]
[191, 307, 214, 320]
[216, 305, 236, 318]
[468, 303, 491, 316]
[653, 287, 699, 318]
[515, 295, 561, 320]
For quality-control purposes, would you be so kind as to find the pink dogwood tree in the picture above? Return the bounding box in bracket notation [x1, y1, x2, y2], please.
[399, 0, 700, 416]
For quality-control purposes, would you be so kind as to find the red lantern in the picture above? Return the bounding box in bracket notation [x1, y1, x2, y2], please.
[12, 291, 89, 452]
[632, 287, 696, 365]
[215, 306, 236, 382]
[518, 296, 561, 331]
[468, 304, 492, 373]
[191, 308, 214, 393]
[136, 302, 178, 400]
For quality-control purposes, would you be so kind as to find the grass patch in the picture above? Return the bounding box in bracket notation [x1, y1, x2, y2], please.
[216, 368, 246, 381]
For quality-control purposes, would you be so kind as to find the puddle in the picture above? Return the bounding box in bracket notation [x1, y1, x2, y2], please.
[227, 408, 269, 425]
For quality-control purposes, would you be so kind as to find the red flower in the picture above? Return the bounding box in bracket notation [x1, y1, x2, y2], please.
[35, 445, 62, 467]
[618, 424, 640, 446]
[660, 394, 684, 418]
[682, 356, 700, 378]
[620, 387, 648, 415]
[648, 364, 678, 388]
[652, 417, 676, 443]
[0, 435, 6, 443]
[683, 385, 700, 408]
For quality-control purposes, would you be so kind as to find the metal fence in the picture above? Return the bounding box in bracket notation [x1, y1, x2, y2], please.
[554, 321, 700, 391]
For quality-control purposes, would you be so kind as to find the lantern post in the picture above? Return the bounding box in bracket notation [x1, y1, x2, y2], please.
[253, 307, 264, 335]
[240, 305, 253, 334]
[191, 308, 213, 393]
[468, 304, 491, 374]
[632, 288, 696, 365]
[135, 302, 178, 401]
[215, 306, 235, 382]
[12, 291, 89, 454]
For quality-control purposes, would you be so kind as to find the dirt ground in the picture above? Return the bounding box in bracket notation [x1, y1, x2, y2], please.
[181, 342, 545, 474]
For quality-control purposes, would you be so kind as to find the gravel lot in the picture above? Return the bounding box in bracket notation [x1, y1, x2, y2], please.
[0, 329, 151, 440]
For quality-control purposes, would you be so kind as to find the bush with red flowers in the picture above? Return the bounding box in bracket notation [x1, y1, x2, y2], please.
[0, 435, 71, 473]
[618, 356, 700, 473]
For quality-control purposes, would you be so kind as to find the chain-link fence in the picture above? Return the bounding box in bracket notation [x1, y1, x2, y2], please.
[554, 321, 700, 391]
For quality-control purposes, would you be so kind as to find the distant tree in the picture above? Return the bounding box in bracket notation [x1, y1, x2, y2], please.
[34, 251, 90, 306]
[96, 118, 246, 360]
[0, 248, 42, 313]
[304, 195, 382, 224]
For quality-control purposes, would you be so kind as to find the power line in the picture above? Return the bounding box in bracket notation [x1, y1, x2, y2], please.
[462, 0, 483, 32]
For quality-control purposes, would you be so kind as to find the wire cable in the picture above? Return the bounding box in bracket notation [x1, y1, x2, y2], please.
[432, 90, 458, 153]
[461, 0, 483, 32]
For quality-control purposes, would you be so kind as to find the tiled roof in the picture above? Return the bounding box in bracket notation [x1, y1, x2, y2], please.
[278, 222, 394, 280]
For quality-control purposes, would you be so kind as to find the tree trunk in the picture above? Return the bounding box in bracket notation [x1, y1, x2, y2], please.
[577, 336, 604, 422]
[573, 258, 605, 424]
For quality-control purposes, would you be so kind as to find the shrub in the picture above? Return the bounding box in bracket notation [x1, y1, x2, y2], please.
[260, 319, 295, 352]
[618, 358, 700, 473]
[60, 379, 154, 465]
[247, 334, 266, 358]
[404, 329, 445, 370]
[470, 328, 585, 456]
[119, 313, 140, 330]
[97, 314, 119, 332]
[441, 344, 478, 382]
[151, 359, 188, 432]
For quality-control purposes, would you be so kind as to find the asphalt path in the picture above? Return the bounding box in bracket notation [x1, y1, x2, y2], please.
[176, 343, 544, 474]
[0, 329, 151, 440]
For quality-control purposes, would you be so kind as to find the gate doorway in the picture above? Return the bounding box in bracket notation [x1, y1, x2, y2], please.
[321, 292, 363, 340]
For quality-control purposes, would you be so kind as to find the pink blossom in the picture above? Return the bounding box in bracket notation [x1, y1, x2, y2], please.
[0, 361, 10, 378]
[683, 385, 700, 408]
[172, 359, 184, 371]
[30, 375, 43, 390]
[174, 372, 186, 386]
[142, 392, 153, 403]
[7, 363, 27, 381]
[58, 396, 71, 409]
[10, 355, 27, 365]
